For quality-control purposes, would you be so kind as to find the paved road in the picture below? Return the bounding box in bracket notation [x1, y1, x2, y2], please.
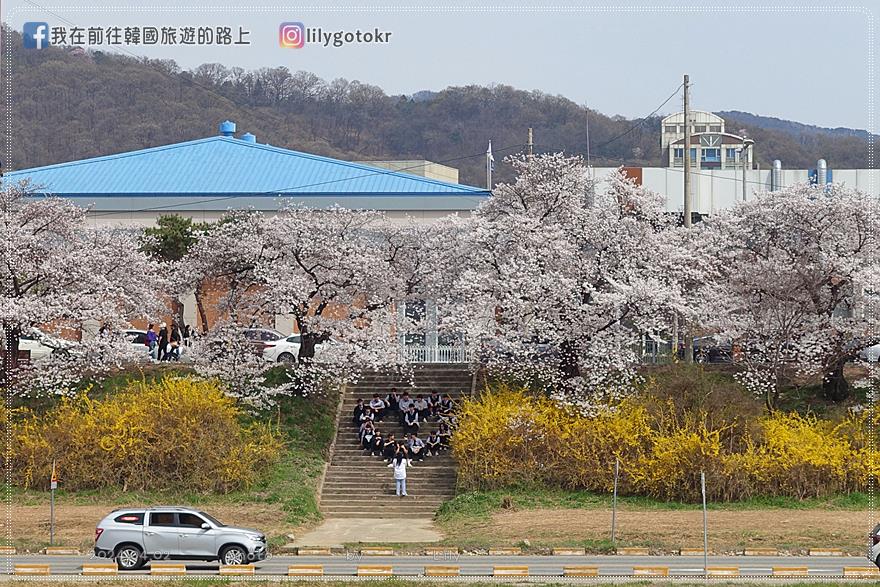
[1, 554, 874, 576]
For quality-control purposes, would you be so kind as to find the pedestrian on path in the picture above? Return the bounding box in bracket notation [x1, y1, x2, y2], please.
[387, 451, 411, 497]
[157, 322, 168, 361]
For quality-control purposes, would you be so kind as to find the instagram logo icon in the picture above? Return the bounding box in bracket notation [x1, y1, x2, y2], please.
[279, 22, 305, 48]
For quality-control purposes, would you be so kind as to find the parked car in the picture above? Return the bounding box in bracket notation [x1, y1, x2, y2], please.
[94, 506, 267, 570]
[262, 334, 335, 364]
[243, 328, 286, 351]
[692, 336, 733, 364]
[18, 328, 76, 361]
[869, 523, 880, 568]
[124, 329, 153, 358]
[859, 343, 880, 363]
[263, 334, 301, 363]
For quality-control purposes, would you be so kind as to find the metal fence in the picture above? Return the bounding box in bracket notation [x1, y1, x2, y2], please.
[402, 344, 473, 364]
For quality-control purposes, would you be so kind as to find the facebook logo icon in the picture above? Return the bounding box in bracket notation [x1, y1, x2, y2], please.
[23, 22, 50, 49]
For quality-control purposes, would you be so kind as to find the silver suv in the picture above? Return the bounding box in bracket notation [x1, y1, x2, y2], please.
[94, 507, 267, 570]
[870, 523, 880, 568]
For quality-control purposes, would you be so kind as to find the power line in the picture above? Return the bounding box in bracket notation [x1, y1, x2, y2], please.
[591, 83, 684, 151]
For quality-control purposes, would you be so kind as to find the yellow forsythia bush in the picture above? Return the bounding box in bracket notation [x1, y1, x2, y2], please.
[453, 385, 879, 501]
[9, 377, 282, 493]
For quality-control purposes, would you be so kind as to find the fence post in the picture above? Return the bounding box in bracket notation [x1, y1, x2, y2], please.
[611, 457, 619, 543]
[701, 471, 708, 578]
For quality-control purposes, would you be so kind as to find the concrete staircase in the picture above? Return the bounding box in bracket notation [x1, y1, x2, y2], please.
[320, 365, 472, 519]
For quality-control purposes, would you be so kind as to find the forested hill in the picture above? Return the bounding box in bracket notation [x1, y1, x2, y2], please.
[2, 25, 872, 187]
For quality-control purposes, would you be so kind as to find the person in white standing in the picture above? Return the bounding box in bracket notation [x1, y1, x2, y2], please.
[387, 451, 411, 497]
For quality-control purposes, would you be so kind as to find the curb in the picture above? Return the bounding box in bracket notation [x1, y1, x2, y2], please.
[42, 547, 80, 555]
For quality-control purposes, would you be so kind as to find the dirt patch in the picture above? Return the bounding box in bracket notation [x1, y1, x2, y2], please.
[8, 501, 871, 554]
[443, 507, 871, 552]
[3, 502, 296, 552]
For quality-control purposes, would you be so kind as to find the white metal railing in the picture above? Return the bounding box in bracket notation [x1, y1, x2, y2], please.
[402, 344, 473, 363]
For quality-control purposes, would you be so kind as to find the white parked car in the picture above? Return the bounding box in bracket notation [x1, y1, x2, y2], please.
[858, 343, 880, 363]
[124, 330, 153, 357]
[262, 334, 334, 364]
[18, 328, 76, 361]
[263, 334, 302, 364]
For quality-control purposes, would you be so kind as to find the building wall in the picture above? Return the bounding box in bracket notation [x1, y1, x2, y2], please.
[593, 167, 880, 214]
[85, 208, 477, 228]
[660, 111, 726, 152]
[354, 160, 460, 184]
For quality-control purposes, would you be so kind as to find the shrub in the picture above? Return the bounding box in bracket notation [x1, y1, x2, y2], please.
[453, 385, 877, 501]
[8, 376, 283, 492]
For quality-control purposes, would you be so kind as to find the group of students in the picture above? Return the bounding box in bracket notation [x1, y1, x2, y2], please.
[144, 321, 192, 361]
[353, 388, 457, 470]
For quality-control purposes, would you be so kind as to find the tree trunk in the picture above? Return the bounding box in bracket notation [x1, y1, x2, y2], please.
[194, 283, 210, 334]
[299, 331, 318, 361]
[558, 340, 581, 380]
[170, 297, 186, 330]
[821, 358, 850, 402]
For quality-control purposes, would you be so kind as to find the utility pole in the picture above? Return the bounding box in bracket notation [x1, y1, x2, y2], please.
[585, 108, 592, 168]
[683, 74, 692, 228]
[741, 138, 754, 202]
[527, 128, 533, 157]
[486, 140, 494, 190]
[582, 107, 596, 207]
[681, 74, 693, 364]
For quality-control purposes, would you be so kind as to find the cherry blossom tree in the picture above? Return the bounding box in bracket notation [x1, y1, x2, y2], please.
[439, 154, 682, 408]
[259, 205, 400, 362]
[142, 214, 213, 333]
[691, 182, 880, 408]
[0, 180, 164, 395]
[181, 205, 421, 401]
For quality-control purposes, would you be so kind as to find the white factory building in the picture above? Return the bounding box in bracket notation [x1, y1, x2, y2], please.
[595, 163, 878, 216]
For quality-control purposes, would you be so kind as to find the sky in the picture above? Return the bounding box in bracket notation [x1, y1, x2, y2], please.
[3, 0, 875, 130]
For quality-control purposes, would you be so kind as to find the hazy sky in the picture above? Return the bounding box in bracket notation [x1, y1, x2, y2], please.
[4, 0, 875, 129]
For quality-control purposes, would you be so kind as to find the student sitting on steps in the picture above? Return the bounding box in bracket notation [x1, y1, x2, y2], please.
[352, 398, 366, 424]
[426, 430, 441, 456]
[385, 388, 400, 419]
[407, 432, 425, 461]
[403, 405, 420, 434]
[369, 393, 387, 421]
[438, 394, 454, 419]
[428, 391, 442, 420]
[438, 421, 452, 449]
[370, 430, 384, 456]
[360, 420, 376, 449]
[398, 392, 415, 423]
[382, 433, 398, 461]
[414, 394, 430, 421]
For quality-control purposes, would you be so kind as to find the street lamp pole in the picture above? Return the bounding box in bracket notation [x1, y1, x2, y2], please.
[740, 138, 754, 202]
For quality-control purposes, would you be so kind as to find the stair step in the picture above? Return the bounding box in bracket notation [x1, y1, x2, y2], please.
[322, 483, 454, 490]
[323, 504, 444, 511]
[325, 511, 441, 519]
[347, 385, 469, 390]
[323, 506, 443, 512]
[324, 473, 455, 478]
[321, 494, 450, 502]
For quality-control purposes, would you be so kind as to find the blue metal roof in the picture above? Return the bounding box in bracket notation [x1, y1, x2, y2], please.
[3, 136, 490, 202]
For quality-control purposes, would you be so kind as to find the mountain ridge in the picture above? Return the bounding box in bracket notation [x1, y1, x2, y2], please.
[1, 25, 871, 187]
